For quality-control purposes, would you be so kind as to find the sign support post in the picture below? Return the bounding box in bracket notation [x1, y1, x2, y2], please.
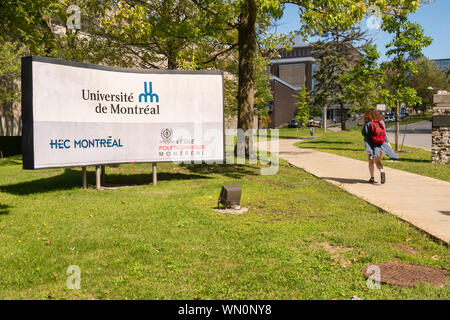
[82, 167, 87, 189]
[152, 162, 157, 185]
[101, 165, 105, 185]
[96, 165, 101, 190]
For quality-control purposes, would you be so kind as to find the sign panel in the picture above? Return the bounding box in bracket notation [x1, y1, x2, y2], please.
[21, 56, 224, 169]
[432, 115, 450, 128]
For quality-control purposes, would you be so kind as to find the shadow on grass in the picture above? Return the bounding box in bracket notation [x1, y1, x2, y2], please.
[302, 140, 354, 145]
[300, 146, 362, 152]
[0, 204, 10, 215]
[397, 158, 430, 164]
[182, 163, 259, 179]
[0, 168, 211, 195]
[105, 171, 211, 187]
[278, 136, 316, 140]
[0, 157, 22, 167]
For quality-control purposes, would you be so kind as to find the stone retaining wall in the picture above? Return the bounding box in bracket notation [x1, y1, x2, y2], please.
[432, 93, 450, 164]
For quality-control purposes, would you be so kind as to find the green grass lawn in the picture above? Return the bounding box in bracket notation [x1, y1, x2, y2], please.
[0, 156, 448, 300]
[296, 127, 450, 183]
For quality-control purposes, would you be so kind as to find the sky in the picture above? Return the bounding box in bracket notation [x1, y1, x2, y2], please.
[273, 0, 450, 62]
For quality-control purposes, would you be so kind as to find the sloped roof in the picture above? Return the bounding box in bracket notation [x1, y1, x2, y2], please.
[269, 75, 299, 92]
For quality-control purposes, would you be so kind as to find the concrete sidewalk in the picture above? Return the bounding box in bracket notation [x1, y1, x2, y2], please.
[259, 139, 450, 244]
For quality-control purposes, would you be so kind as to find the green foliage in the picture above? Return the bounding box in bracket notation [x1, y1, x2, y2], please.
[299, 0, 421, 38]
[100, 0, 233, 70]
[0, 0, 431, 131]
[343, 44, 389, 113]
[0, 37, 28, 105]
[0, 0, 61, 55]
[293, 86, 312, 127]
[0, 0, 116, 62]
[408, 58, 450, 110]
[311, 25, 368, 129]
[382, 11, 433, 111]
[445, 67, 450, 83]
[253, 56, 273, 117]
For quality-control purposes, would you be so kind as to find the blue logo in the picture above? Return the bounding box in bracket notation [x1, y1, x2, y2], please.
[139, 82, 159, 103]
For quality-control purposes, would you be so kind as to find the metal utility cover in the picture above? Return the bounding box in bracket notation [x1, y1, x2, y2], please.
[362, 262, 448, 287]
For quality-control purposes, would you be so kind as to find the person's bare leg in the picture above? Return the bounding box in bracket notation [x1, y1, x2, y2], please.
[368, 158, 375, 182]
[375, 158, 384, 171]
[375, 154, 386, 184]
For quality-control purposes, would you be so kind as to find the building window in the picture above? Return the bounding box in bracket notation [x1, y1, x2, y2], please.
[312, 62, 317, 93]
[268, 101, 274, 113]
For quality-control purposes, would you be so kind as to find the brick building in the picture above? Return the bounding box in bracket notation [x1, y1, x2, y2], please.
[267, 36, 315, 128]
[267, 36, 353, 128]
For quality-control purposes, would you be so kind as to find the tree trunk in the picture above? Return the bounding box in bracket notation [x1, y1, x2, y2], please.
[395, 100, 400, 152]
[168, 50, 178, 70]
[340, 101, 346, 131]
[236, 0, 257, 157]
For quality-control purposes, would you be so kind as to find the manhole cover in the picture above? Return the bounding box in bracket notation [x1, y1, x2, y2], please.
[362, 263, 448, 287]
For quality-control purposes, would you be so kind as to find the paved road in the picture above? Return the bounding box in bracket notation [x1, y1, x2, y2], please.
[259, 139, 450, 244]
[328, 120, 432, 150]
[386, 120, 432, 151]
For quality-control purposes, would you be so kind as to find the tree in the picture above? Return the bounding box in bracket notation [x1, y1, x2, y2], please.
[99, 0, 235, 70]
[408, 58, 450, 110]
[311, 25, 368, 130]
[191, 0, 424, 154]
[0, 0, 109, 58]
[0, 0, 427, 153]
[445, 67, 450, 85]
[0, 37, 28, 135]
[382, 10, 432, 151]
[293, 86, 312, 128]
[343, 44, 389, 113]
[222, 48, 273, 120]
[0, 0, 60, 55]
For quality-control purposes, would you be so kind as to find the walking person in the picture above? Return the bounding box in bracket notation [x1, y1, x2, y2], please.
[308, 116, 315, 136]
[362, 109, 396, 184]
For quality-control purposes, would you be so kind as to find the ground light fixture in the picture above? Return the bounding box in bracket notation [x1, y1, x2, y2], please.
[218, 185, 242, 209]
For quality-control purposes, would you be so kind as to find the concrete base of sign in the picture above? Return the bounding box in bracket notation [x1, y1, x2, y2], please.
[213, 207, 248, 215]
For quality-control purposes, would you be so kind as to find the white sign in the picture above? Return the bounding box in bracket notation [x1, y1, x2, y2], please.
[376, 104, 387, 111]
[21, 56, 224, 169]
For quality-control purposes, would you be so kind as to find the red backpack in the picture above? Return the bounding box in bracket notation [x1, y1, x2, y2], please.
[369, 120, 385, 144]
